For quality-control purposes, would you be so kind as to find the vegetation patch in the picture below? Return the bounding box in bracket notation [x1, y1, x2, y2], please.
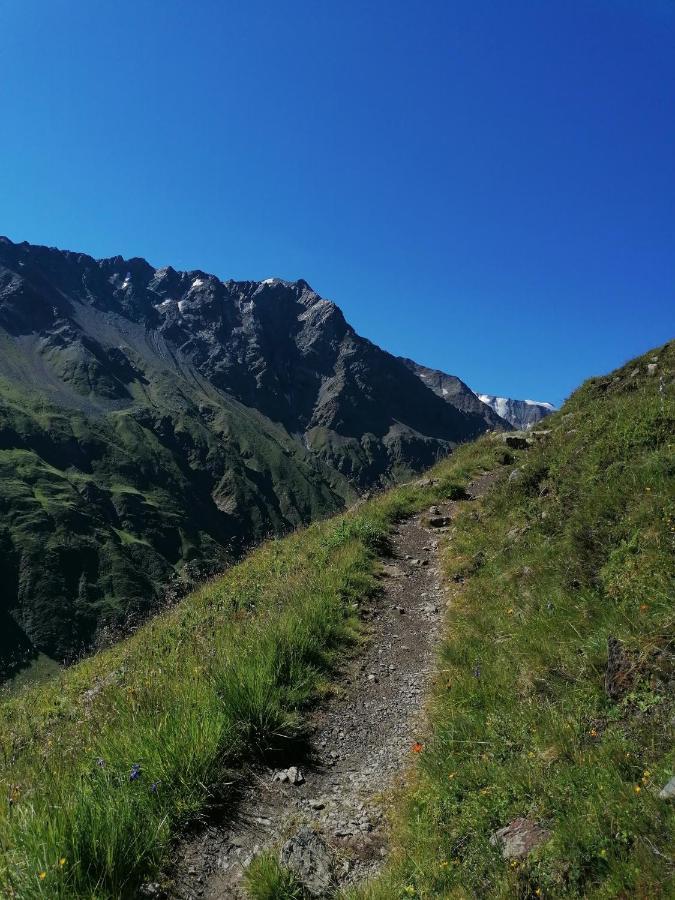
[0, 428, 499, 898]
[353, 342, 674, 899]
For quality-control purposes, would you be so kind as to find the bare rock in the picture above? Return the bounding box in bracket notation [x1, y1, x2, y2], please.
[490, 817, 551, 859]
[273, 766, 305, 785]
[280, 826, 335, 897]
[423, 514, 451, 528]
[658, 776, 675, 800]
[502, 432, 533, 450]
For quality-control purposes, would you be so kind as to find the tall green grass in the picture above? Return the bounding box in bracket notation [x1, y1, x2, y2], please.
[0, 431, 500, 898]
[353, 342, 674, 899]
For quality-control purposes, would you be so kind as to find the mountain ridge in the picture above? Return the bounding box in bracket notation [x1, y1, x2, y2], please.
[0, 236, 510, 674]
[477, 393, 555, 429]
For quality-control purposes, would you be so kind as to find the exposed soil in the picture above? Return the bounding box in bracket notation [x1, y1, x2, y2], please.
[167, 473, 498, 899]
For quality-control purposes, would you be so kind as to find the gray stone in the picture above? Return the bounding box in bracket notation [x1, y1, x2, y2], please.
[508, 468, 524, 484]
[425, 515, 451, 528]
[502, 432, 533, 450]
[490, 817, 551, 859]
[280, 827, 334, 896]
[658, 776, 675, 800]
[273, 766, 305, 785]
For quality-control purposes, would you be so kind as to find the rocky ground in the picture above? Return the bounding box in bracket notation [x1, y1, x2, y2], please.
[166, 474, 497, 899]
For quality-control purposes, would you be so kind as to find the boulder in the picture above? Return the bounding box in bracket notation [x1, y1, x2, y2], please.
[423, 515, 451, 528]
[490, 817, 551, 859]
[502, 432, 533, 450]
[280, 826, 334, 897]
[658, 776, 675, 800]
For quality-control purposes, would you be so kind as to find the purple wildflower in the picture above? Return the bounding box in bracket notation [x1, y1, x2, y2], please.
[150, 781, 160, 794]
[129, 763, 142, 782]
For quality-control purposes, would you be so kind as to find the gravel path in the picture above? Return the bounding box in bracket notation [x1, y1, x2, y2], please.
[167, 474, 496, 899]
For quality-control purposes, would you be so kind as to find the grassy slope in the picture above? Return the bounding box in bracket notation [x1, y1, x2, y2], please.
[0, 370, 353, 671]
[0, 422, 498, 899]
[0, 340, 671, 899]
[355, 342, 674, 899]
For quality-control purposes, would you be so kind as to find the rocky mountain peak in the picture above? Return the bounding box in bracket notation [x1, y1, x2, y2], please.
[0, 236, 521, 670]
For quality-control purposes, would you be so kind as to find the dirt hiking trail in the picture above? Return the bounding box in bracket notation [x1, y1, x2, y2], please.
[167, 471, 498, 899]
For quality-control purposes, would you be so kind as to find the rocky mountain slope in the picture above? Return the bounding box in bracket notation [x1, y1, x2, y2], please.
[400, 358, 553, 430]
[0, 237, 506, 674]
[477, 393, 555, 428]
[399, 359, 508, 430]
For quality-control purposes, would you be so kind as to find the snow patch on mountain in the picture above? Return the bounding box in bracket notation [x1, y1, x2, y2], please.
[477, 394, 555, 430]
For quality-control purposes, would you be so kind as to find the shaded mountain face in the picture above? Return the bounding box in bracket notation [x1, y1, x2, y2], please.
[399, 359, 510, 431]
[0, 237, 502, 674]
[477, 394, 555, 429]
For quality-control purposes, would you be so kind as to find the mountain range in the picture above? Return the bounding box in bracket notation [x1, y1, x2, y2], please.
[477, 394, 555, 429]
[0, 237, 547, 676]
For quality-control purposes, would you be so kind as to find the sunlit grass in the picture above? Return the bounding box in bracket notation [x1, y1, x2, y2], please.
[353, 341, 674, 899]
[0, 429, 498, 898]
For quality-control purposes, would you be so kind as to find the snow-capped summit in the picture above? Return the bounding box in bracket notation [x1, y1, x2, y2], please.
[477, 394, 555, 429]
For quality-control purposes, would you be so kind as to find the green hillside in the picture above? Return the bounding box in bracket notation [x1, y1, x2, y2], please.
[356, 341, 674, 899]
[0, 369, 353, 675]
[0, 341, 672, 899]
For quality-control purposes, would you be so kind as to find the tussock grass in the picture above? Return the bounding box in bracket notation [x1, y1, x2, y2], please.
[244, 851, 305, 899]
[354, 342, 674, 899]
[0, 427, 499, 898]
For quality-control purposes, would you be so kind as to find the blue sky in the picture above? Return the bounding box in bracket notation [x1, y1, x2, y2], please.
[1, 0, 673, 406]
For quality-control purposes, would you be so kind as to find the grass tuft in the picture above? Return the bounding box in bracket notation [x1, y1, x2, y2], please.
[244, 852, 306, 900]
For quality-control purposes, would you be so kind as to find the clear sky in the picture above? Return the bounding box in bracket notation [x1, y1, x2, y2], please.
[1, 0, 673, 405]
